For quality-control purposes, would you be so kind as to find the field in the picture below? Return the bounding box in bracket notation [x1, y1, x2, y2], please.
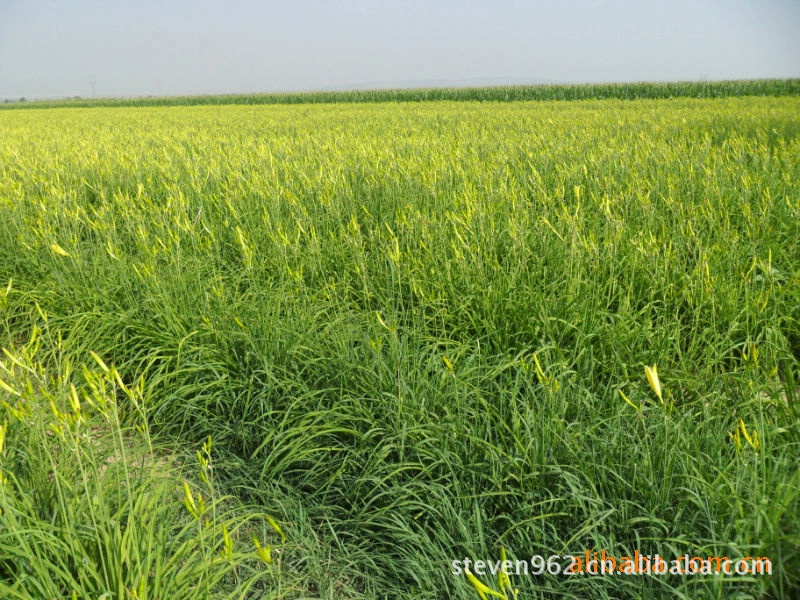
[2, 78, 799, 109]
[1, 91, 799, 598]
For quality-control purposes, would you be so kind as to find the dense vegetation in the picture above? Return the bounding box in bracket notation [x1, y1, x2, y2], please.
[2, 78, 798, 109]
[1, 94, 799, 598]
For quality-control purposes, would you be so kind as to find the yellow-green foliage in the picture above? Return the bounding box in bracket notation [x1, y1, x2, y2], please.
[0, 333, 286, 599]
[0, 96, 799, 598]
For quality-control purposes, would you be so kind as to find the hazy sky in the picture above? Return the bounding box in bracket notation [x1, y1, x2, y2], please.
[1, 0, 799, 99]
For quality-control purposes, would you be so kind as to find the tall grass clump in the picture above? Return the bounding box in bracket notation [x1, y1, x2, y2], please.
[0, 331, 291, 599]
[1, 95, 799, 598]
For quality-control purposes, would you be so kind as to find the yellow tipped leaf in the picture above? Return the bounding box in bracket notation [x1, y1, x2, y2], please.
[220, 524, 233, 561]
[88, 351, 110, 373]
[0, 421, 7, 456]
[497, 546, 512, 594]
[739, 419, 761, 451]
[0, 377, 21, 397]
[644, 365, 663, 404]
[266, 514, 286, 543]
[465, 568, 506, 599]
[253, 536, 273, 564]
[182, 481, 199, 519]
[619, 389, 641, 411]
[50, 243, 70, 257]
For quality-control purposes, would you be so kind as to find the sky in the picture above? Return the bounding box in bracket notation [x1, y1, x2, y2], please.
[1, 0, 799, 99]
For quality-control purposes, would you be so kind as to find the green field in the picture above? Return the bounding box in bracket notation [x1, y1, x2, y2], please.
[1, 92, 799, 598]
[3, 78, 799, 109]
